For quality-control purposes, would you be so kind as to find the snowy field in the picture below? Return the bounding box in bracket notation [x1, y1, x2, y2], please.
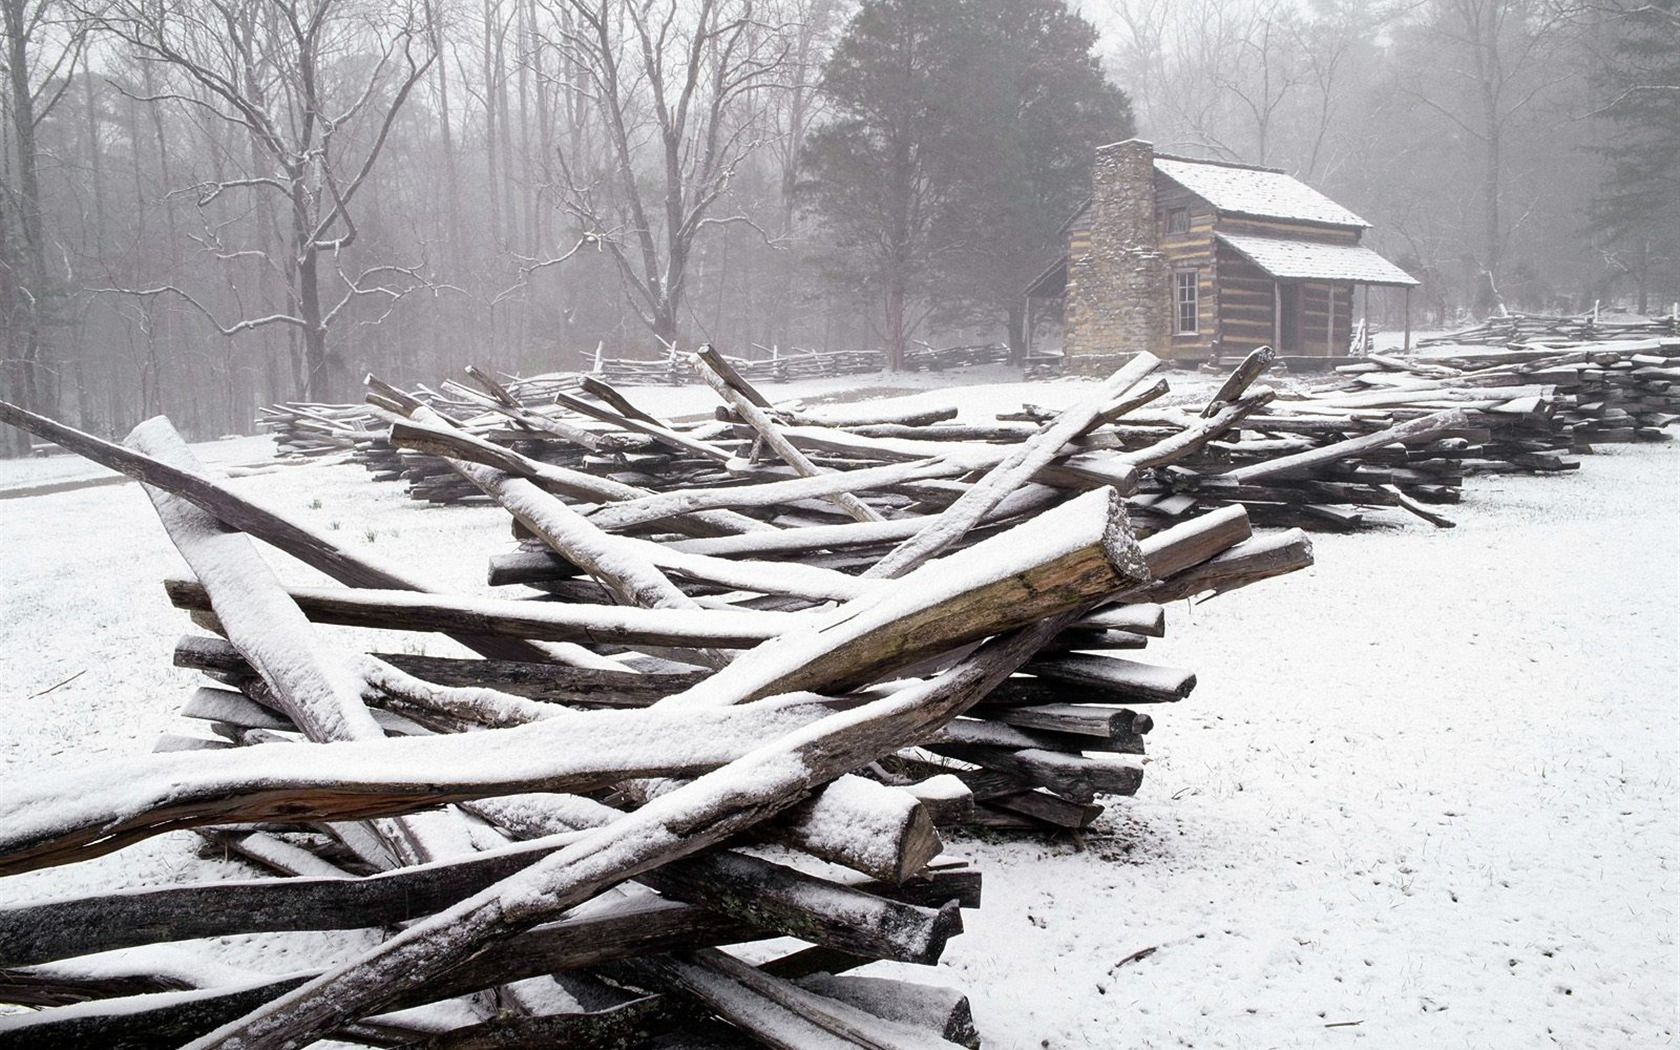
[1, 368, 1675, 1048]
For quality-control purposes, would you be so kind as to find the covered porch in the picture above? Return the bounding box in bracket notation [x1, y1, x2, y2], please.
[1215, 232, 1420, 359]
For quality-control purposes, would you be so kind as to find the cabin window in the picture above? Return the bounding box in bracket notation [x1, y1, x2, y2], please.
[1174, 270, 1200, 334]
[1166, 207, 1190, 234]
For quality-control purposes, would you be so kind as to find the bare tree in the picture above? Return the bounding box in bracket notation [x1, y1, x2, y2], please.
[758, 0, 838, 347]
[1212, 1, 1307, 166]
[1395, 0, 1582, 311]
[1291, 0, 1373, 183]
[1103, 0, 1255, 157]
[89, 0, 437, 401]
[1102, 0, 1348, 166]
[531, 0, 788, 351]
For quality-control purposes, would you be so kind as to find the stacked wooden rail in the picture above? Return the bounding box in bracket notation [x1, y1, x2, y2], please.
[261, 337, 1679, 536]
[260, 352, 1463, 531]
[903, 342, 1010, 372]
[0, 384, 1312, 1050]
[1025, 349, 1064, 380]
[372, 348, 1317, 825]
[594, 347, 886, 386]
[257, 401, 388, 459]
[680, 346, 1484, 532]
[1325, 340, 1680, 461]
[731, 349, 886, 383]
[1416, 311, 1680, 347]
[588, 342, 1010, 386]
[1122, 339, 1679, 527]
[1404, 340, 1679, 444]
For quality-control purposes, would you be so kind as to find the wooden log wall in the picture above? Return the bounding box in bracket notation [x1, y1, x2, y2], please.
[1215, 245, 1276, 357]
[1155, 180, 1219, 362]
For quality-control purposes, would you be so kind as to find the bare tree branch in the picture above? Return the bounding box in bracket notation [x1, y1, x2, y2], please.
[90, 283, 307, 335]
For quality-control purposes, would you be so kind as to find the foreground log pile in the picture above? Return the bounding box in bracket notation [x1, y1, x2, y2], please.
[3, 334, 1672, 1047]
[0, 378, 1314, 1048]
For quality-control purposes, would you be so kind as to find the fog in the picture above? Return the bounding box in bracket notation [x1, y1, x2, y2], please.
[0, 0, 1673, 449]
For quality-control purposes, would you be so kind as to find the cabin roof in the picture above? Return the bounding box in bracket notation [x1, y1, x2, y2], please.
[1055, 156, 1372, 236]
[1216, 232, 1419, 286]
[1155, 157, 1370, 228]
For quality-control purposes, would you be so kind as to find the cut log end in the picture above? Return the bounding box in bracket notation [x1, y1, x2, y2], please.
[1101, 486, 1154, 589]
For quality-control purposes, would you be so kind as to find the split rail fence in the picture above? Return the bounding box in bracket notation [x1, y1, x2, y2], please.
[260, 337, 1680, 532]
[0, 352, 1314, 1049]
[3, 331, 1672, 1047]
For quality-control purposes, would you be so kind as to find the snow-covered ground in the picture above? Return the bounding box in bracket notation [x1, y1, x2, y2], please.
[0, 433, 278, 494]
[0, 369, 1675, 1048]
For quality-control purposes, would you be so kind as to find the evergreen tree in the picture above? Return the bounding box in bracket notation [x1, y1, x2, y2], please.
[1591, 0, 1680, 313]
[942, 0, 1134, 362]
[803, 0, 1131, 369]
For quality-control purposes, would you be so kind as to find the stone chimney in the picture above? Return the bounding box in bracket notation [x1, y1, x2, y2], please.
[1063, 139, 1169, 374]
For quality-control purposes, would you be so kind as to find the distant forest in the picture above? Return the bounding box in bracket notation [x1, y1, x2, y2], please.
[0, 0, 1674, 445]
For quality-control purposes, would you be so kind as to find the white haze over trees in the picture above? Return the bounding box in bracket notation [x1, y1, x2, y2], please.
[0, 0, 1674, 451]
[1092, 0, 1679, 319]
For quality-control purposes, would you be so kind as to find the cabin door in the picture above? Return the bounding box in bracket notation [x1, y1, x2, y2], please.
[1276, 283, 1301, 354]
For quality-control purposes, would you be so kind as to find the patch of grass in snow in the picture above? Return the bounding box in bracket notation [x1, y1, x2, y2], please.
[951, 826, 1010, 847]
[797, 385, 930, 406]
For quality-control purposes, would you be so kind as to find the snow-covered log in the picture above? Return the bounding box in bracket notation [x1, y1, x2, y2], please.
[173, 617, 1094, 1049]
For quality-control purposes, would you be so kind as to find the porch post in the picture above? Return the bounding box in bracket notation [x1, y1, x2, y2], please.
[1272, 280, 1282, 352]
[1023, 297, 1034, 365]
[1326, 283, 1335, 357]
[1404, 286, 1413, 352]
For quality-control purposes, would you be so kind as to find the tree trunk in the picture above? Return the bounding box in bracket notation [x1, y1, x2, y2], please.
[1637, 235, 1650, 315]
[1476, 20, 1503, 316]
[516, 0, 537, 257]
[885, 279, 908, 372]
[1005, 301, 1027, 367]
[0, 173, 26, 456]
[482, 0, 503, 252]
[495, 0, 518, 253]
[82, 67, 108, 264]
[1480, 119, 1502, 314]
[299, 251, 330, 402]
[141, 60, 188, 419]
[653, 304, 680, 352]
[4, 0, 55, 422]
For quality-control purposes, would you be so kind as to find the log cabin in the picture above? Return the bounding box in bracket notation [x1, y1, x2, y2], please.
[1026, 139, 1418, 374]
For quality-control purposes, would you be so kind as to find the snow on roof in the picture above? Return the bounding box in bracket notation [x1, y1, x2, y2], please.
[1155, 158, 1369, 228]
[1216, 232, 1420, 287]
